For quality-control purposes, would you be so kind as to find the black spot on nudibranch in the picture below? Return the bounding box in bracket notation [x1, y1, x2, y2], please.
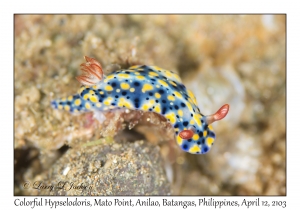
[181, 102, 186, 107]
[183, 121, 189, 126]
[199, 131, 203, 137]
[182, 144, 188, 151]
[159, 89, 165, 94]
[122, 91, 127, 96]
[111, 82, 117, 87]
[133, 82, 140, 86]
[162, 107, 167, 114]
[174, 105, 179, 110]
[134, 98, 140, 108]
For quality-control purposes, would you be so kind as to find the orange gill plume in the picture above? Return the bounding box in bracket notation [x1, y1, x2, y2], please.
[76, 56, 104, 86]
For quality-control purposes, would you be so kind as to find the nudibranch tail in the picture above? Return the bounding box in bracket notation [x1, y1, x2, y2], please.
[206, 104, 230, 125]
[51, 94, 89, 113]
[76, 56, 104, 86]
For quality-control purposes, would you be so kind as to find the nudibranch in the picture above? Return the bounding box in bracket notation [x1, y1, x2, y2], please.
[51, 56, 229, 154]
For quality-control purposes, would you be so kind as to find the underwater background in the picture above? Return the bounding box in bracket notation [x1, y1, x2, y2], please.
[14, 15, 285, 195]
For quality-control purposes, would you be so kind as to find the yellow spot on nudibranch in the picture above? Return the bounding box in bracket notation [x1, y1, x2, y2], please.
[189, 145, 201, 154]
[64, 105, 70, 111]
[176, 135, 183, 145]
[106, 75, 115, 80]
[92, 85, 98, 89]
[194, 113, 202, 125]
[142, 84, 153, 93]
[104, 97, 113, 106]
[61, 97, 66, 101]
[178, 110, 183, 117]
[117, 98, 132, 109]
[165, 112, 176, 124]
[174, 91, 182, 98]
[68, 96, 73, 101]
[155, 93, 161, 99]
[152, 66, 163, 71]
[90, 96, 98, 103]
[154, 106, 161, 113]
[78, 86, 85, 94]
[173, 74, 182, 82]
[203, 130, 207, 137]
[189, 119, 195, 125]
[192, 134, 199, 140]
[186, 102, 193, 112]
[129, 65, 140, 69]
[142, 104, 149, 111]
[83, 94, 89, 100]
[85, 103, 91, 109]
[170, 81, 177, 86]
[105, 85, 113, 91]
[165, 71, 173, 78]
[118, 74, 130, 79]
[96, 103, 101, 108]
[158, 79, 168, 87]
[149, 99, 155, 105]
[130, 88, 135, 92]
[116, 89, 120, 93]
[206, 137, 214, 147]
[167, 95, 175, 101]
[187, 89, 197, 104]
[74, 99, 81, 106]
[58, 105, 63, 110]
[136, 75, 145, 80]
[120, 83, 130, 90]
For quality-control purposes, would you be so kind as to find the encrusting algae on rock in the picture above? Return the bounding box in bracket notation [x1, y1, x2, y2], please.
[52, 56, 229, 154]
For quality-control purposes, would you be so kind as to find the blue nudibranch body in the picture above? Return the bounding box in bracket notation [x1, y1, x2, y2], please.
[51, 56, 229, 154]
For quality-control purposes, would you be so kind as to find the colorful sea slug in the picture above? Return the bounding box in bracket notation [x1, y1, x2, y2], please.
[51, 56, 229, 154]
